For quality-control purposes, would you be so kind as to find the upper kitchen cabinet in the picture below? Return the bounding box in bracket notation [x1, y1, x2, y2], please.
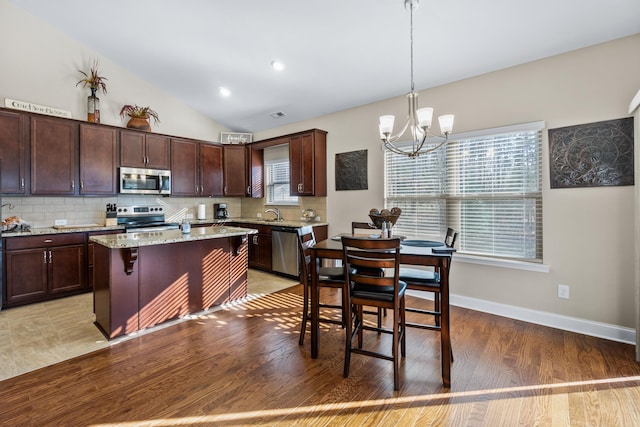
[171, 138, 199, 196]
[199, 143, 223, 197]
[289, 129, 327, 197]
[0, 109, 28, 194]
[247, 146, 263, 198]
[120, 130, 170, 169]
[171, 138, 225, 197]
[30, 115, 77, 195]
[223, 145, 246, 197]
[79, 124, 117, 195]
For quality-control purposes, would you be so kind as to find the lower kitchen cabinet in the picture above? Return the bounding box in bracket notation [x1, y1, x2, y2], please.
[87, 229, 122, 290]
[231, 222, 272, 271]
[4, 233, 86, 307]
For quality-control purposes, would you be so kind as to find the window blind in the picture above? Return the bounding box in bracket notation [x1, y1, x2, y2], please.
[384, 121, 544, 262]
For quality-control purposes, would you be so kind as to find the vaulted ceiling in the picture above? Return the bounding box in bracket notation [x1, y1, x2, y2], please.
[11, 0, 640, 132]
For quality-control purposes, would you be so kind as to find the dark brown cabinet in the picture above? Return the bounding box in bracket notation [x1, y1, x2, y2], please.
[289, 129, 327, 197]
[4, 233, 86, 307]
[249, 230, 272, 271]
[0, 110, 28, 194]
[170, 138, 199, 196]
[246, 146, 263, 198]
[199, 143, 223, 197]
[30, 116, 77, 195]
[79, 124, 117, 195]
[170, 139, 224, 196]
[120, 130, 170, 169]
[223, 145, 246, 196]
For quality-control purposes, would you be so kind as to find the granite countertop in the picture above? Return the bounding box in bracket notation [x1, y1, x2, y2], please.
[221, 218, 329, 228]
[90, 226, 258, 249]
[2, 224, 125, 237]
[2, 218, 328, 238]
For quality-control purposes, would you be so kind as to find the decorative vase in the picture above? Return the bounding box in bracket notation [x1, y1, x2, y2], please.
[126, 115, 151, 131]
[87, 87, 100, 123]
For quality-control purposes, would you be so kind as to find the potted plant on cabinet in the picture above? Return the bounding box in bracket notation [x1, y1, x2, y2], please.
[76, 60, 107, 123]
[119, 104, 160, 131]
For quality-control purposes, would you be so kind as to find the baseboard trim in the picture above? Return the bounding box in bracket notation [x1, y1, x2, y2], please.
[408, 290, 636, 345]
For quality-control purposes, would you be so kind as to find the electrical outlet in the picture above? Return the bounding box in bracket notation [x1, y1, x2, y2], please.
[186, 214, 194, 219]
[256, 213, 262, 218]
[558, 284, 570, 299]
[54, 219, 67, 226]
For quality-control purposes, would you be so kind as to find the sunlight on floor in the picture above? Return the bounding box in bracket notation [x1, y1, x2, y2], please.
[0, 269, 297, 381]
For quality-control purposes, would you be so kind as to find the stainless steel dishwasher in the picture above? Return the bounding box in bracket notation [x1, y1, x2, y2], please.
[271, 226, 299, 277]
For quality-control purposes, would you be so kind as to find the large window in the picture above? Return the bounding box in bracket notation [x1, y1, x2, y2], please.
[265, 145, 298, 205]
[384, 121, 544, 262]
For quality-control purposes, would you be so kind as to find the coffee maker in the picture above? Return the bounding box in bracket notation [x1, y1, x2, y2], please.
[214, 203, 228, 219]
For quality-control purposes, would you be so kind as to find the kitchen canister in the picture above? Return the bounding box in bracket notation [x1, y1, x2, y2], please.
[197, 204, 206, 220]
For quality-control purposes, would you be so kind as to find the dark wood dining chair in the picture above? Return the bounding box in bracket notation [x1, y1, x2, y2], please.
[341, 236, 406, 390]
[351, 221, 386, 327]
[399, 228, 456, 359]
[297, 226, 347, 345]
[351, 221, 377, 236]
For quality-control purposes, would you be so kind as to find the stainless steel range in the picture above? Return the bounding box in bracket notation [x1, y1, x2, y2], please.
[116, 205, 180, 233]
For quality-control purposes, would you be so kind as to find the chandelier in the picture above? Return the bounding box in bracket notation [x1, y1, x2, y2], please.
[378, 0, 455, 158]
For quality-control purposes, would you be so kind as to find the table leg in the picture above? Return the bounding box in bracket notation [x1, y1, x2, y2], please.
[310, 254, 319, 358]
[441, 257, 451, 387]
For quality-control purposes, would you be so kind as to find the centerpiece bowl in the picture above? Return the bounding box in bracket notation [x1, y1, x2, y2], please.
[368, 207, 401, 229]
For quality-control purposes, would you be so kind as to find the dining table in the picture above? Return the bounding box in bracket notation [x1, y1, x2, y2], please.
[309, 234, 454, 387]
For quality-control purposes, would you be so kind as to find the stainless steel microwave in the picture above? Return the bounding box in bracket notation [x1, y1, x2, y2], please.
[119, 167, 171, 195]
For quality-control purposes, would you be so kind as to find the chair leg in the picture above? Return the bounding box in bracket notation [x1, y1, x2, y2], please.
[343, 298, 353, 378]
[392, 304, 400, 391]
[357, 305, 364, 349]
[299, 283, 309, 345]
[400, 297, 406, 358]
[434, 293, 441, 327]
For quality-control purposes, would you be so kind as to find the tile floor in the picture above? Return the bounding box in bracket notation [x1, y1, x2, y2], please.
[0, 270, 298, 381]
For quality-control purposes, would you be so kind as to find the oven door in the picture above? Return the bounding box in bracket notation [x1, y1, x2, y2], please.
[120, 167, 171, 195]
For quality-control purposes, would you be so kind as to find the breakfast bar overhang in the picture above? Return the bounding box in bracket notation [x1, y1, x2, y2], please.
[90, 226, 256, 339]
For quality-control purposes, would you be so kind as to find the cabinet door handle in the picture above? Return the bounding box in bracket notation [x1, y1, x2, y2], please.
[252, 235, 258, 245]
[298, 183, 303, 192]
[80, 180, 84, 189]
[200, 185, 204, 194]
[71, 180, 75, 190]
[43, 250, 47, 264]
[247, 185, 251, 195]
[48, 250, 52, 263]
[20, 178, 24, 190]
[145, 156, 149, 165]
[224, 185, 227, 194]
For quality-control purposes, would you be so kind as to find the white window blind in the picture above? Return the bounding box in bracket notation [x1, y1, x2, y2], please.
[384, 121, 544, 262]
[265, 145, 298, 205]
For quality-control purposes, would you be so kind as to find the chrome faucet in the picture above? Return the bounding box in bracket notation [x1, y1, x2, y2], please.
[264, 208, 281, 221]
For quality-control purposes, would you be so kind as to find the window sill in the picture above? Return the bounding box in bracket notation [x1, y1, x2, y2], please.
[453, 253, 550, 273]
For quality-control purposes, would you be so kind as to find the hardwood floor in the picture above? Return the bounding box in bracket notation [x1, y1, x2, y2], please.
[1, 285, 639, 426]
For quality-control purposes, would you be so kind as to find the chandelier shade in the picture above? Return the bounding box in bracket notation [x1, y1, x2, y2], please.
[378, 0, 455, 158]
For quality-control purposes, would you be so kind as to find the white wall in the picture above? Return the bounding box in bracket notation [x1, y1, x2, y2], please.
[253, 34, 640, 330]
[0, 0, 227, 142]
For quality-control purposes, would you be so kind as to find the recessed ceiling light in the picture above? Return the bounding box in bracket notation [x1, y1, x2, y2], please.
[219, 87, 231, 97]
[271, 60, 286, 71]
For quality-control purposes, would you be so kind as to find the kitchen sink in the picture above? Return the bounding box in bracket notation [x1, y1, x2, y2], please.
[256, 218, 285, 222]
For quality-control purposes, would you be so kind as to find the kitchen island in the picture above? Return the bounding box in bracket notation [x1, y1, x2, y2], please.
[90, 226, 256, 339]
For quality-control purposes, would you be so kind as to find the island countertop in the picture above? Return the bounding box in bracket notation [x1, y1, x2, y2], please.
[90, 226, 257, 249]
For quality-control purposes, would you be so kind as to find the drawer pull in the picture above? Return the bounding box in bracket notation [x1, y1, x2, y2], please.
[43, 239, 53, 243]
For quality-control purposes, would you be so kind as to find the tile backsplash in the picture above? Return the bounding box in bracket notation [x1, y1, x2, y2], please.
[2, 195, 327, 229]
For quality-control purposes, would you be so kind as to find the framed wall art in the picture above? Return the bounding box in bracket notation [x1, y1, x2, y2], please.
[548, 117, 634, 188]
[335, 149, 368, 191]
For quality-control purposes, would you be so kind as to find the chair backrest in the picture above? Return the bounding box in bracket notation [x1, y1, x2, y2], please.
[297, 226, 316, 284]
[351, 221, 376, 235]
[341, 236, 402, 296]
[444, 227, 458, 248]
